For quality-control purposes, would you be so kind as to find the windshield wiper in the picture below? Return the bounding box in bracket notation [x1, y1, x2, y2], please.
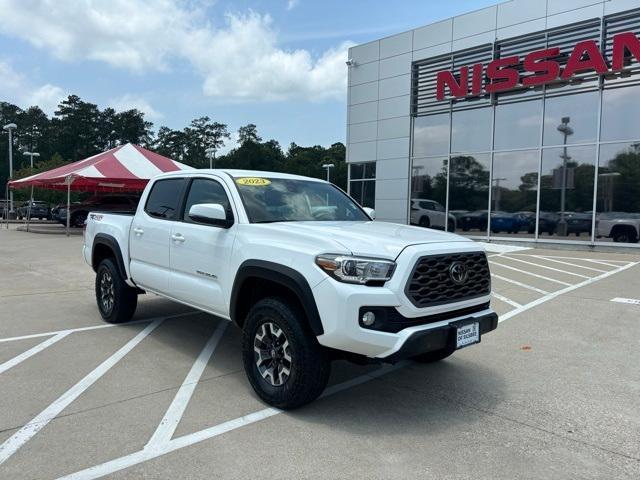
[252, 219, 298, 224]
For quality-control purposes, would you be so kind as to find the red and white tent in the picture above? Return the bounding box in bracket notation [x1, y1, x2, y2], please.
[9, 143, 192, 191]
[8, 143, 193, 235]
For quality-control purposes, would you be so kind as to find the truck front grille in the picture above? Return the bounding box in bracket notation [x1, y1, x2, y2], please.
[405, 252, 490, 308]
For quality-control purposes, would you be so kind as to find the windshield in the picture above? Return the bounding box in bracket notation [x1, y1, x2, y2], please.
[233, 176, 369, 223]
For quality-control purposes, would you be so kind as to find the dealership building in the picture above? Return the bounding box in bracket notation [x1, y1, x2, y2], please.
[346, 0, 640, 247]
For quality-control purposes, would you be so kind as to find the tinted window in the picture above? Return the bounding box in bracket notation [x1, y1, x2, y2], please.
[494, 100, 542, 151]
[601, 85, 640, 142]
[413, 113, 450, 157]
[543, 92, 598, 146]
[451, 107, 492, 153]
[183, 179, 232, 223]
[145, 178, 185, 219]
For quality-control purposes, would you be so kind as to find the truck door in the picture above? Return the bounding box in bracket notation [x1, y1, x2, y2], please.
[169, 177, 237, 316]
[129, 177, 186, 293]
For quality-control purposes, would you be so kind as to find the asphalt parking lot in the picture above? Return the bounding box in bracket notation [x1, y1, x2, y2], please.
[1, 227, 639, 479]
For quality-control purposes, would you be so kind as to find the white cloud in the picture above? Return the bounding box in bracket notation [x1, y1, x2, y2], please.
[286, 0, 299, 10]
[0, 0, 352, 102]
[110, 94, 164, 121]
[0, 60, 66, 114]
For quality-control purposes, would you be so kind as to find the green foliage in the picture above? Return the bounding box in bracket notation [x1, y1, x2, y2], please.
[1, 97, 347, 203]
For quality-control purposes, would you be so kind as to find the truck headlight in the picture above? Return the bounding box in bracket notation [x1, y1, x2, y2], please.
[315, 254, 395, 285]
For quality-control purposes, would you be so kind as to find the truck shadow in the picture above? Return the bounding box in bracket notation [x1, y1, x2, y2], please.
[130, 302, 504, 437]
[291, 358, 505, 436]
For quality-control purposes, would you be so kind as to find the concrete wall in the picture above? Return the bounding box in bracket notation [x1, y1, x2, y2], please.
[346, 0, 636, 224]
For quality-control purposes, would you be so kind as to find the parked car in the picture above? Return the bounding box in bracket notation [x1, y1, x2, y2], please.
[0, 199, 9, 219]
[58, 195, 140, 227]
[410, 198, 456, 231]
[460, 210, 488, 232]
[449, 210, 470, 222]
[490, 212, 522, 234]
[16, 200, 50, 220]
[84, 170, 497, 409]
[537, 212, 559, 235]
[517, 211, 558, 235]
[596, 212, 640, 243]
[563, 212, 592, 236]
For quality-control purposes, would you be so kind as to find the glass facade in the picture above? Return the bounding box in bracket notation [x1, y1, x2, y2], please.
[349, 162, 376, 208]
[408, 16, 640, 247]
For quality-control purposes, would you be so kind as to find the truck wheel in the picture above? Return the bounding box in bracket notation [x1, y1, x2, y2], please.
[612, 227, 638, 244]
[242, 297, 331, 409]
[72, 211, 88, 228]
[411, 345, 455, 363]
[95, 258, 137, 323]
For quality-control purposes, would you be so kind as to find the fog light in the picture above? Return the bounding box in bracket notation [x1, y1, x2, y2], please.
[361, 311, 376, 326]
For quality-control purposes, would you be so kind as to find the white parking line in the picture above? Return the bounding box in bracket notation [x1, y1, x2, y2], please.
[499, 261, 640, 323]
[490, 273, 550, 295]
[532, 256, 609, 273]
[146, 321, 228, 449]
[0, 312, 198, 344]
[0, 332, 70, 375]
[499, 256, 591, 279]
[491, 292, 522, 309]
[0, 319, 164, 466]
[611, 297, 640, 305]
[583, 258, 632, 268]
[58, 362, 409, 480]
[488, 261, 572, 286]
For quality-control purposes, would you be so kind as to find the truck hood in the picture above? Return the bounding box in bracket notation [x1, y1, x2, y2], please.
[254, 221, 472, 259]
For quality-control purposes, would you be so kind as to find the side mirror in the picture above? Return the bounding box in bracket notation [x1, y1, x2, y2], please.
[188, 203, 233, 228]
[363, 207, 376, 220]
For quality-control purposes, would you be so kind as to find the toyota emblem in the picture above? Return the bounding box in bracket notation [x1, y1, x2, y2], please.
[449, 261, 469, 285]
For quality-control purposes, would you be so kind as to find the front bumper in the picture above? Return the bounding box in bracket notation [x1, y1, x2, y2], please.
[383, 311, 498, 363]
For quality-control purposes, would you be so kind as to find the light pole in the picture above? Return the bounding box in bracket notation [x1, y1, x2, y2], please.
[3, 123, 17, 214]
[206, 147, 217, 169]
[492, 177, 507, 212]
[556, 117, 574, 236]
[322, 163, 335, 182]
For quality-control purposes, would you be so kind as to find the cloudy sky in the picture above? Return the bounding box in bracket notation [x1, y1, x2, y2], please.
[0, 0, 496, 151]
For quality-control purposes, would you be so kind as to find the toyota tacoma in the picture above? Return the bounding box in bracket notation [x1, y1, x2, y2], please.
[83, 170, 497, 408]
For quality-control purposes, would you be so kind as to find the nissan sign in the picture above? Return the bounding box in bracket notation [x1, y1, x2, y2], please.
[436, 32, 640, 101]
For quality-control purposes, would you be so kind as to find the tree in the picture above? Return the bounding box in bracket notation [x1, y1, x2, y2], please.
[237, 124, 261, 145]
[53, 95, 102, 161]
[183, 117, 230, 167]
[113, 109, 153, 146]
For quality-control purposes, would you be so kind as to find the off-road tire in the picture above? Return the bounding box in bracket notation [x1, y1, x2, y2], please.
[95, 258, 137, 323]
[242, 297, 331, 409]
[411, 345, 455, 363]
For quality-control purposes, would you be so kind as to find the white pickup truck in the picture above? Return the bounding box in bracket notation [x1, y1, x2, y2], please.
[83, 170, 497, 408]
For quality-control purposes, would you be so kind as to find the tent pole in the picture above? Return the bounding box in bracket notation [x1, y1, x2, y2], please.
[26, 185, 34, 232]
[66, 182, 70, 237]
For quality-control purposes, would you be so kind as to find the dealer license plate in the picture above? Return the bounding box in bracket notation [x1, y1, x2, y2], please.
[456, 322, 480, 349]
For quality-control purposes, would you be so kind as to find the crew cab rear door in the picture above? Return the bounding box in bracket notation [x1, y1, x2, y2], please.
[168, 176, 237, 316]
[129, 177, 186, 293]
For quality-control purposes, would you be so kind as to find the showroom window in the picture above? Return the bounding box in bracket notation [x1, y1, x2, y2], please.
[491, 150, 539, 238]
[449, 154, 491, 235]
[539, 146, 596, 240]
[349, 162, 376, 208]
[409, 157, 448, 230]
[596, 143, 640, 243]
[494, 100, 542, 151]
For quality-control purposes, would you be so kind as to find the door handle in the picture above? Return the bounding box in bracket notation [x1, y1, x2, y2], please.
[133, 227, 144, 235]
[171, 233, 185, 243]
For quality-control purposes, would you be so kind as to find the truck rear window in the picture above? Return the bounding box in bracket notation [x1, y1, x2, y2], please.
[145, 178, 185, 220]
